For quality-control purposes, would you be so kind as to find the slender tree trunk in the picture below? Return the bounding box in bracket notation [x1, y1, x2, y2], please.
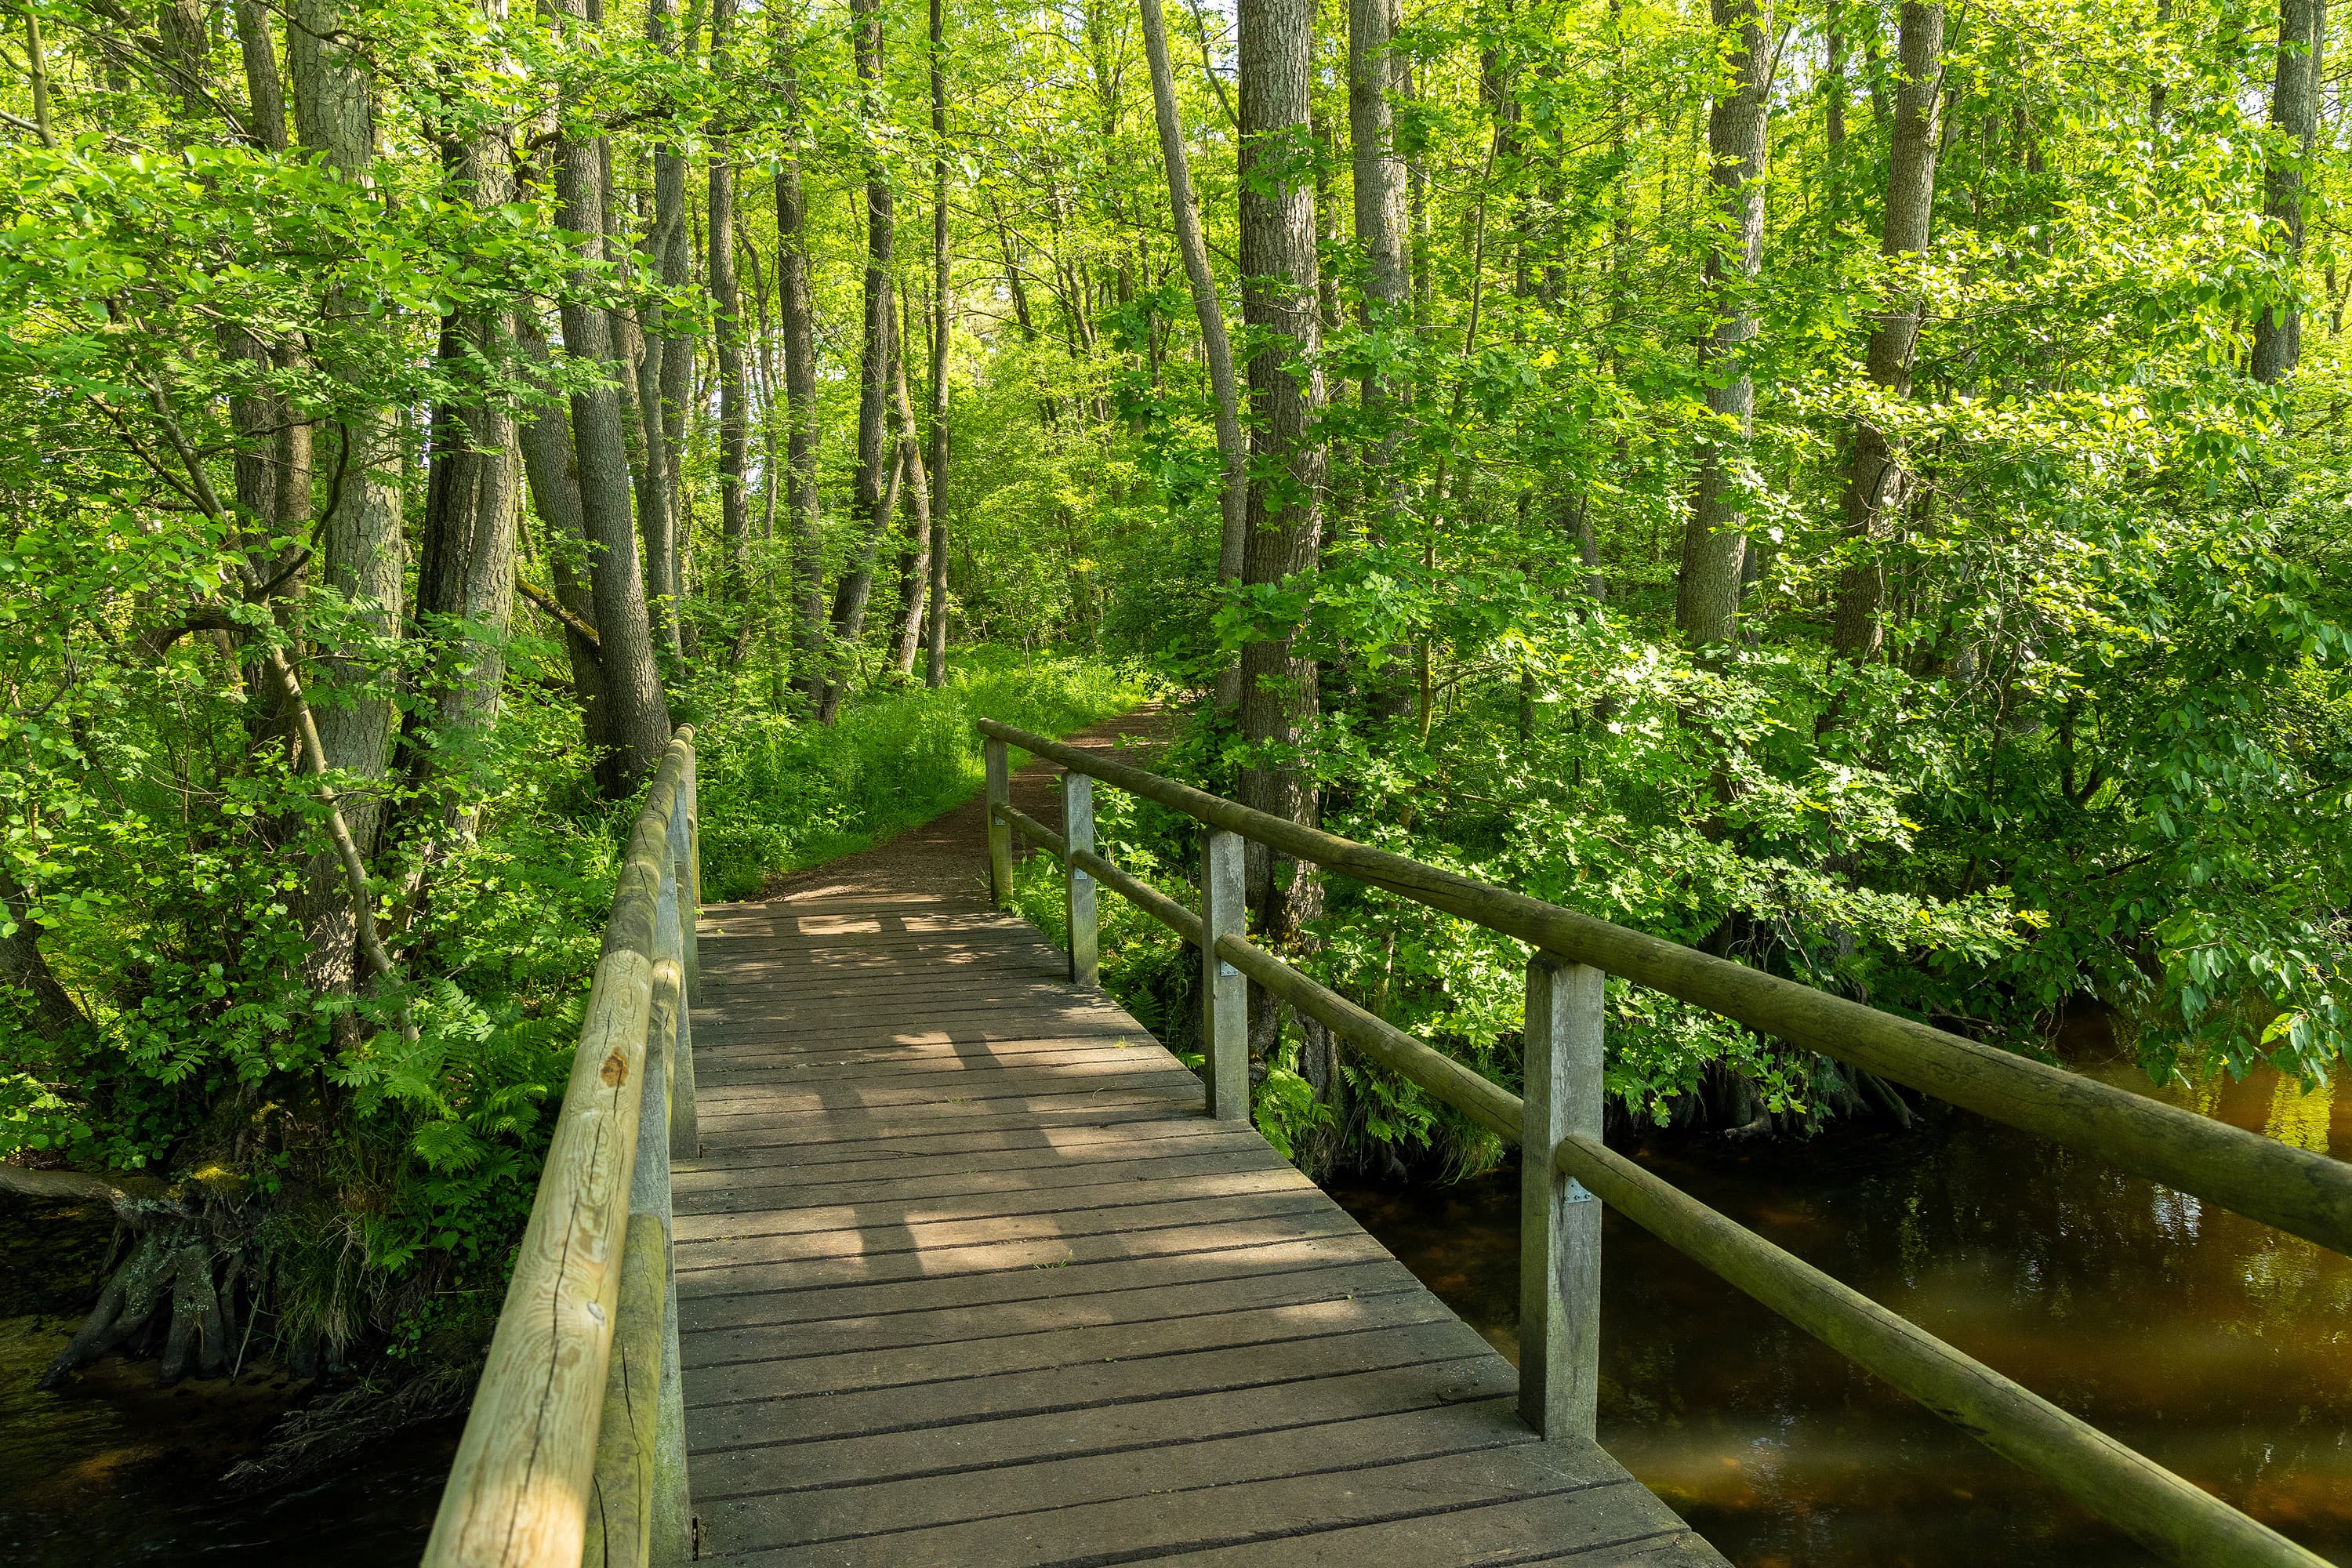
[1141, 0, 1248, 707]
[1672, 0, 1772, 651]
[289, 0, 406, 1024]
[229, 0, 310, 743]
[774, 20, 824, 702]
[820, 0, 896, 726]
[517, 316, 615, 751]
[638, 0, 686, 652]
[551, 0, 671, 789]
[2252, 0, 2325, 384]
[1828, 2, 1944, 663]
[710, 0, 750, 593]
[889, 294, 937, 678]
[1236, 0, 1327, 942]
[925, 0, 952, 688]
[413, 103, 521, 823]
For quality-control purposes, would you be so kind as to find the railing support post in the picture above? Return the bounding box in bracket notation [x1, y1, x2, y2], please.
[1520, 953, 1604, 1440]
[1062, 772, 1098, 986]
[669, 793, 699, 1163]
[1201, 829, 1248, 1121]
[985, 736, 1013, 907]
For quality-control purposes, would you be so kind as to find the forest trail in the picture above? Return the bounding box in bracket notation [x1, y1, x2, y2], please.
[671, 710, 1723, 1564]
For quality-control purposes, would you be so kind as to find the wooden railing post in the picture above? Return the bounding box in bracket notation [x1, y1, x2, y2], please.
[1062, 772, 1098, 986]
[668, 786, 699, 1161]
[984, 736, 1013, 907]
[1200, 829, 1247, 1120]
[1520, 953, 1604, 1440]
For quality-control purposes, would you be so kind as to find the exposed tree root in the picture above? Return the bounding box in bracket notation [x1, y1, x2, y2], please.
[38, 1190, 257, 1389]
[220, 1362, 477, 1494]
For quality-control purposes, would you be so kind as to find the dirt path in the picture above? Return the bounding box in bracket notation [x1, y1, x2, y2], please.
[759, 703, 1173, 910]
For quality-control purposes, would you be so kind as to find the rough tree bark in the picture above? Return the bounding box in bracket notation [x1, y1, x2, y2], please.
[1236, 0, 1327, 942]
[516, 317, 615, 750]
[710, 0, 751, 593]
[413, 25, 521, 825]
[2252, 0, 2324, 385]
[774, 17, 825, 702]
[289, 0, 406, 1020]
[1828, 2, 1943, 665]
[550, 0, 672, 789]
[818, 0, 897, 726]
[637, 0, 686, 653]
[1141, 0, 1248, 709]
[889, 292, 938, 678]
[925, 0, 951, 688]
[1672, 0, 1773, 652]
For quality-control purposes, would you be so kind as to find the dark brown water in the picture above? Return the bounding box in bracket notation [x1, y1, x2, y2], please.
[0, 1196, 458, 1566]
[1334, 1059, 2352, 1568]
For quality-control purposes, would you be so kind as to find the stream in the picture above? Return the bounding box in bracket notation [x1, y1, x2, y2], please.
[1334, 1051, 2352, 1566]
[5, 1046, 2346, 1564]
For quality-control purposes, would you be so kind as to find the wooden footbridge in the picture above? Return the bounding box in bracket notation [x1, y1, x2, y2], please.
[419, 720, 2352, 1568]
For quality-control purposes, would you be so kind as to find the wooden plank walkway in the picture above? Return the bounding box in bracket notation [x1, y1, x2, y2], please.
[674, 744, 1724, 1566]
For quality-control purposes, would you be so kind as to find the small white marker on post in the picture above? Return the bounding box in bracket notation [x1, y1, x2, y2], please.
[1520, 953, 1605, 1440]
[1200, 829, 1247, 1121]
[984, 736, 1013, 908]
[1062, 772, 1098, 986]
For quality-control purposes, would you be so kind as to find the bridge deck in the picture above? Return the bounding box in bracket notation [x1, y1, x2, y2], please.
[676, 750, 1722, 1566]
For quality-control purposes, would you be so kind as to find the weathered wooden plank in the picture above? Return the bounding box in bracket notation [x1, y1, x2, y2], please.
[708, 1425, 1650, 1567]
[677, 1152, 1327, 1241]
[687, 1356, 1512, 1499]
[688, 1285, 1448, 1408]
[679, 1229, 1403, 1334]
[676, 1116, 1249, 1185]
[676, 1191, 1343, 1279]
[681, 1107, 1222, 1171]
[691, 1061, 1203, 1116]
[1145, 1487, 1718, 1566]
[684, 1316, 1501, 1454]
[710, 1397, 1554, 1553]
[681, 1254, 1421, 1370]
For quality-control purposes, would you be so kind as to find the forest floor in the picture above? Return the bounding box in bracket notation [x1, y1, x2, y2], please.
[757, 702, 1172, 906]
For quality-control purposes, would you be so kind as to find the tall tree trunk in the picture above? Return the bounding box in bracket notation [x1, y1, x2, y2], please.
[413, 106, 521, 826]
[1828, 2, 1944, 664]
[1672, 0, 1772, 651]
[229, 0, 310, 745]
[925, 0, 952, 688]
[517, 317, 615, 753]
[774, 20, 824, 702]
[2252, 0, 2325, 384]
[1141, 0, 1248, 708]
[710, 0, 751, 593]
[889, 292, 937, 678]
[551, 0, 672, 790]
[819, 0, 896, 727]
[289, 0, 406, 1025]
[638, 0, 686, 653]
[1236, 0, 1327, 942]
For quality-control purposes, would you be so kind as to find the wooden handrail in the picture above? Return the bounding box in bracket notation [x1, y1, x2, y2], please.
[423, 729, 699, 1568]
[974, 717, 2352, 1259]
[975, 717, 2338, 1568]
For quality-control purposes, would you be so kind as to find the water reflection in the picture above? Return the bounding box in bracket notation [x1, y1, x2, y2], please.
[1334, 1058, 2352, 1568]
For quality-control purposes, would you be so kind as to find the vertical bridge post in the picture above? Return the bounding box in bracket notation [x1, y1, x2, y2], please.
[984, 735, 1013, 907]
[1062, 771, 1098, 985]
[1200, 829, 1247, 1120]
[1520, 953, 1604, 1439]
